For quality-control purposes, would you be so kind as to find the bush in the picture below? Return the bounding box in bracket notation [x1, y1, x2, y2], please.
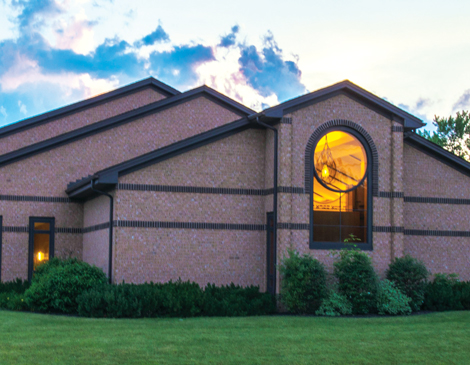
[315, 291, 353, 316]
[386, 255, 428, 311]
[279, 249, 328, 314]
[203, 283, 276, 316]
[423, 274, 470, 311]
[77, 280, 276, 318]
[334, 249, 378, 314]
[0, 278, 30, 294]
[25, 258, 107, 314]
[0, 292, 29, 311]
[376, 279, 412, 315]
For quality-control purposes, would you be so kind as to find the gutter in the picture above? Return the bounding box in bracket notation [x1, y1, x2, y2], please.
[91, 178, 114, 283]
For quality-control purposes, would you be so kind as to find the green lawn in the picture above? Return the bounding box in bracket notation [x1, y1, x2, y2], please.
[0, 311, 469, 364]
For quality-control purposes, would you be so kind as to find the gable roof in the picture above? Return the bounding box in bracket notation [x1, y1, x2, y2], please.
[66, 117, 254, 199]
[252, 80, 425, 130]
[0, 77, 180, 140]
[0, 85, 255, 168]
[404, 132, 470, 177]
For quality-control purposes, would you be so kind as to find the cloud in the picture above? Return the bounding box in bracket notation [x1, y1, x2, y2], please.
[148, 44, 215, 88]
[218, 25, 239, 48]
[0, 106, 7, 119]
[453, 89, 470, 111]
[138, 25, 170, 46]
[18, 99, 27, 114]
[238, 31, 306, 102]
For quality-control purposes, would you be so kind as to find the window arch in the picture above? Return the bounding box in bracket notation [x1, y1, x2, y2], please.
[309, 126, 373, 250]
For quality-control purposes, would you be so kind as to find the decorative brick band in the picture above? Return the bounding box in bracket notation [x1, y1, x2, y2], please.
[378, 191, 404, 198]
[118, 183, 267, 196]
[304, 120, 380, 197]
[404, 196, 470, 205]
[56, 227, 82, 234]
[404, 229, 470, 237]
[0, 194, 74, 203]
[373, 226, 405, 233]
[2, 226, 28, 233]
[278, 223, 310, 230]
[392, 126, 404, 132]
[280, 117, 293, 124]
[83, 222, 110, 233]
[115, 220, 265, 231]
[2, 226, 82, 233]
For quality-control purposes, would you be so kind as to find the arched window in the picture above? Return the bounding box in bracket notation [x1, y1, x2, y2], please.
[309, 128, 372, 250]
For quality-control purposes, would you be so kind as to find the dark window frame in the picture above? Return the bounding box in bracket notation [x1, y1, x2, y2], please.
[309, 126, 373, 250]
[28, 217, 55, 281]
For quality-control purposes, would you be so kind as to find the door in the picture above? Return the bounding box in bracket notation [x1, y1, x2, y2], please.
[266, 212, 276, 295]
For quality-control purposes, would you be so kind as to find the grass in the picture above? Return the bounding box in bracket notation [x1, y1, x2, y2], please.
[0, 311, 469, 364]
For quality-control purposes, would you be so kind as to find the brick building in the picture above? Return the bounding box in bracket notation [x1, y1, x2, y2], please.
[0, 77, 469, 293]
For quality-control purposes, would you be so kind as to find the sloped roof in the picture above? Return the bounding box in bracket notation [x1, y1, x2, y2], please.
[0, 77, 180, 139]
[252, 80, 425, 130]
[0, 85, 254, 168]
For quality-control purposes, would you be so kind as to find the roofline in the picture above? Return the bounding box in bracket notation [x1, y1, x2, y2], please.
[0, 77, 181, 140]
[404, 132, 470, 177]
[0, 85, 255, 168]
[66, 117, 254, 199]
[259, 80, 425, 129]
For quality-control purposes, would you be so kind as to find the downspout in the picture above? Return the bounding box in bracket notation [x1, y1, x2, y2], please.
[91, 178, 114, 284]
[254, 117, 278, 294]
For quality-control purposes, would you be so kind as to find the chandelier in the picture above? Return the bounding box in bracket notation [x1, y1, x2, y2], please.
[316, 134, 336, 185]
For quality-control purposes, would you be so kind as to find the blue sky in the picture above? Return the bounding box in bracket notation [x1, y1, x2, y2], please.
[0, 0, 469, 130]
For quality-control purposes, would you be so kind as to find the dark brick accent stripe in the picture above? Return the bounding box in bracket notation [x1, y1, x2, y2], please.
[83, 222, 110, 233]
[2, 226, 28, 233]
[373, 226, 404, 233]
[118, 183, 266, 196]
[278, 223, 309, 230]
[392, 126, 404, 132]
[0, 194, 74, 203]
[280, 117, 293, 124]
[115, 220, 265, 231]
[404, 229, 470, 237]
[379, 191, 404, 198]
[404, 196, 470, 205]
[56, 227, 82, 234]
[304, 120, 380, 197]
[278, 186, 305, 194]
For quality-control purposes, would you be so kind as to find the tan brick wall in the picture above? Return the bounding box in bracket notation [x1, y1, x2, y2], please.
[1, 232, 28, 281]
[0, 88, 166, 155]
[0, 96, 241, 197]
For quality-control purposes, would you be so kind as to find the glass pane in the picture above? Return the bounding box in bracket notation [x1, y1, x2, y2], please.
[34, 222, 50, 231]
[341, 226, 367, 243]
[33, 233, 50, 270]
[313, 226, 340, 242]
[314, 131, 367, 191]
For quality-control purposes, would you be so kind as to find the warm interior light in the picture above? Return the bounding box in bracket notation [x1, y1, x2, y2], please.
[321, 164, 330, 179]
[37, 252, 43, 261]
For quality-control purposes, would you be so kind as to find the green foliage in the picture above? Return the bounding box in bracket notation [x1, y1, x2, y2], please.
[333, 249, 378, 314]
[386, 255, 429, 311]
[25, 258, 107, 314]
[423, 274, 470, 311]
[202, 283, 276, 316]
[77, 280, 275, 318]
[417, 110, 470, 161]
[376, 279, 412, 315]
[0, 278, 30, 294]
[0, 292, 29, 311]
[279, 249, 328, 314]
[315, 290, 353, 316]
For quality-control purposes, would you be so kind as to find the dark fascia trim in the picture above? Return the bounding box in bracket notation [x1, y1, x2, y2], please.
[0, 77, 180, 140]
[66, 117, 253, 199]
[0, 86, 254, 169]
[255, 80, 424, 129]
[404, 132, 470, 178]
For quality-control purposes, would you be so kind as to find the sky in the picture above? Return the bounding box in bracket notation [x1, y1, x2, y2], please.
[0, 0, 469, 130]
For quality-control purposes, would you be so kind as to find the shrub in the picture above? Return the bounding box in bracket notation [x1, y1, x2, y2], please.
[25, 258, 107, 314]
[376, 279, 412, 315]
[279, 249, 328, 314]
[386, 255, 428, 311]
[333, 249, 378, 314]
[423, 274, 470, 311]
[203, 283, 276, 316]
[315, 291, 353, 316]
[0, 292, 29, 311]
[0, 278, 31, 294]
